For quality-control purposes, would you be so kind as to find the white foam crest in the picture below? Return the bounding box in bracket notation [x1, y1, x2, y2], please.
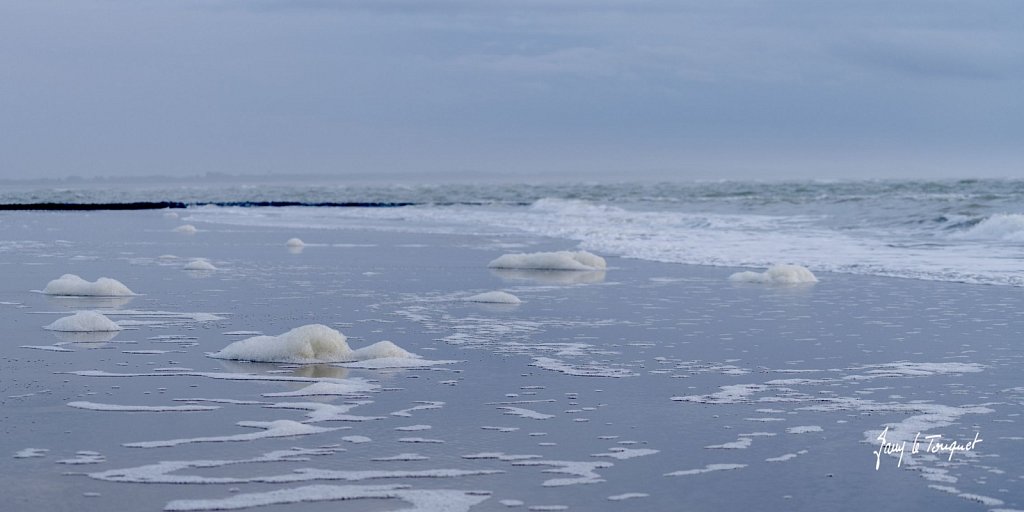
[950, 213, 1024, 241]
[488, 250, 606, 271]
[44, 311, 122, 332]
[42, 274, 135, 296]
[209, 324, 418, 364]
[173, 224, 198, 233]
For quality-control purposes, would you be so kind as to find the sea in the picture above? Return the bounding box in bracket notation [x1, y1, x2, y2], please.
[5, 178, 1023, 285]
[4, 177, 1024, 511]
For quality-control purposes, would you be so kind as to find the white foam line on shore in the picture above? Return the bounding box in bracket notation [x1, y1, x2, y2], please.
[67, 370, 379, 395]
[68, 401, 219, 412]
[607, 493, 649, 501]
[372, 453, 429, 462]
[13, 448, 49, 459]
[591, 447, 659, 460]
[665, 463, 747, 476]
[20, 345, 73, 352]
[124, 420, 340, 448]
[164, 485, 491, 512]
[391, 401, 444, 417]
[705, 437, 753, 450]
[264, 401, 384, 423]
[509, 460, 613, 487]
[498, 406, 554, 420]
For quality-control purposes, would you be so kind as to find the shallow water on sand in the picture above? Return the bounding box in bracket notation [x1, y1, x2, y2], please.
[2, 210, 1021, 511]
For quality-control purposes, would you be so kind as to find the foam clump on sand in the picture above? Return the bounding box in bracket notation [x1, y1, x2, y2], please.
[728, 264, 818, 284]
[44, 311, 122, 332]
[488, 250, 606, 271]
[43, 274, 136, 296]
[209, 324, 417, 363]
[352, 341, 415, 360]
[173, 224, 198, 234]
[184, 259, 217, 271]
[286, 238, 305, 247]
[464, 291, 521, 304]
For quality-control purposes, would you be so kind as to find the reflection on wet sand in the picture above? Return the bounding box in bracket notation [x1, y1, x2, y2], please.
[490, 268, 606, 285]
[45, 295, 135, 310]
[51, 329, 119, 346]
[215, 360, 351, 399]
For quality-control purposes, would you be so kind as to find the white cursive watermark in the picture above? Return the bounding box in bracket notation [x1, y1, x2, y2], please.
[873, 426, 982, 470]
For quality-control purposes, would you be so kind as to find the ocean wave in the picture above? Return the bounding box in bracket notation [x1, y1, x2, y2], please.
[949, 213, 1024, 242]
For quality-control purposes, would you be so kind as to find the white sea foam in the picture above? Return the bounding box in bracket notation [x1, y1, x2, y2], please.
[464, 291, 522, 304]
[44, 311, 122, 332]
[665, 463, 747, 476]
[208, 324, 417, 364]
[607, 493, 649, 501]
[42, 274, 135, 296]
[338, 357, 457, 369]
[372, 453, 429, 462]
[786, 425, 823, 434]
[498, 406, 554, 420]
[184, 259, 217, 271]
[13, 448, 48, 459]
[705, 437, 754, 449]
[728, 264, 818, 284]
[173, 224, 198, 234]
[510, 459, 612, 487]
[265, 401, 382, 422]
[531, 357, 637, 378]
[591, 447, 659, 460]
[488, 251, 606, 271]
[391, 401, 444, 417]
[262, 380, 379, 397]
[21, 344, 74, 352]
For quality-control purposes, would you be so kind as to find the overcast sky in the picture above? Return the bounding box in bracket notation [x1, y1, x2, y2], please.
[1, 0, 1021, 180]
